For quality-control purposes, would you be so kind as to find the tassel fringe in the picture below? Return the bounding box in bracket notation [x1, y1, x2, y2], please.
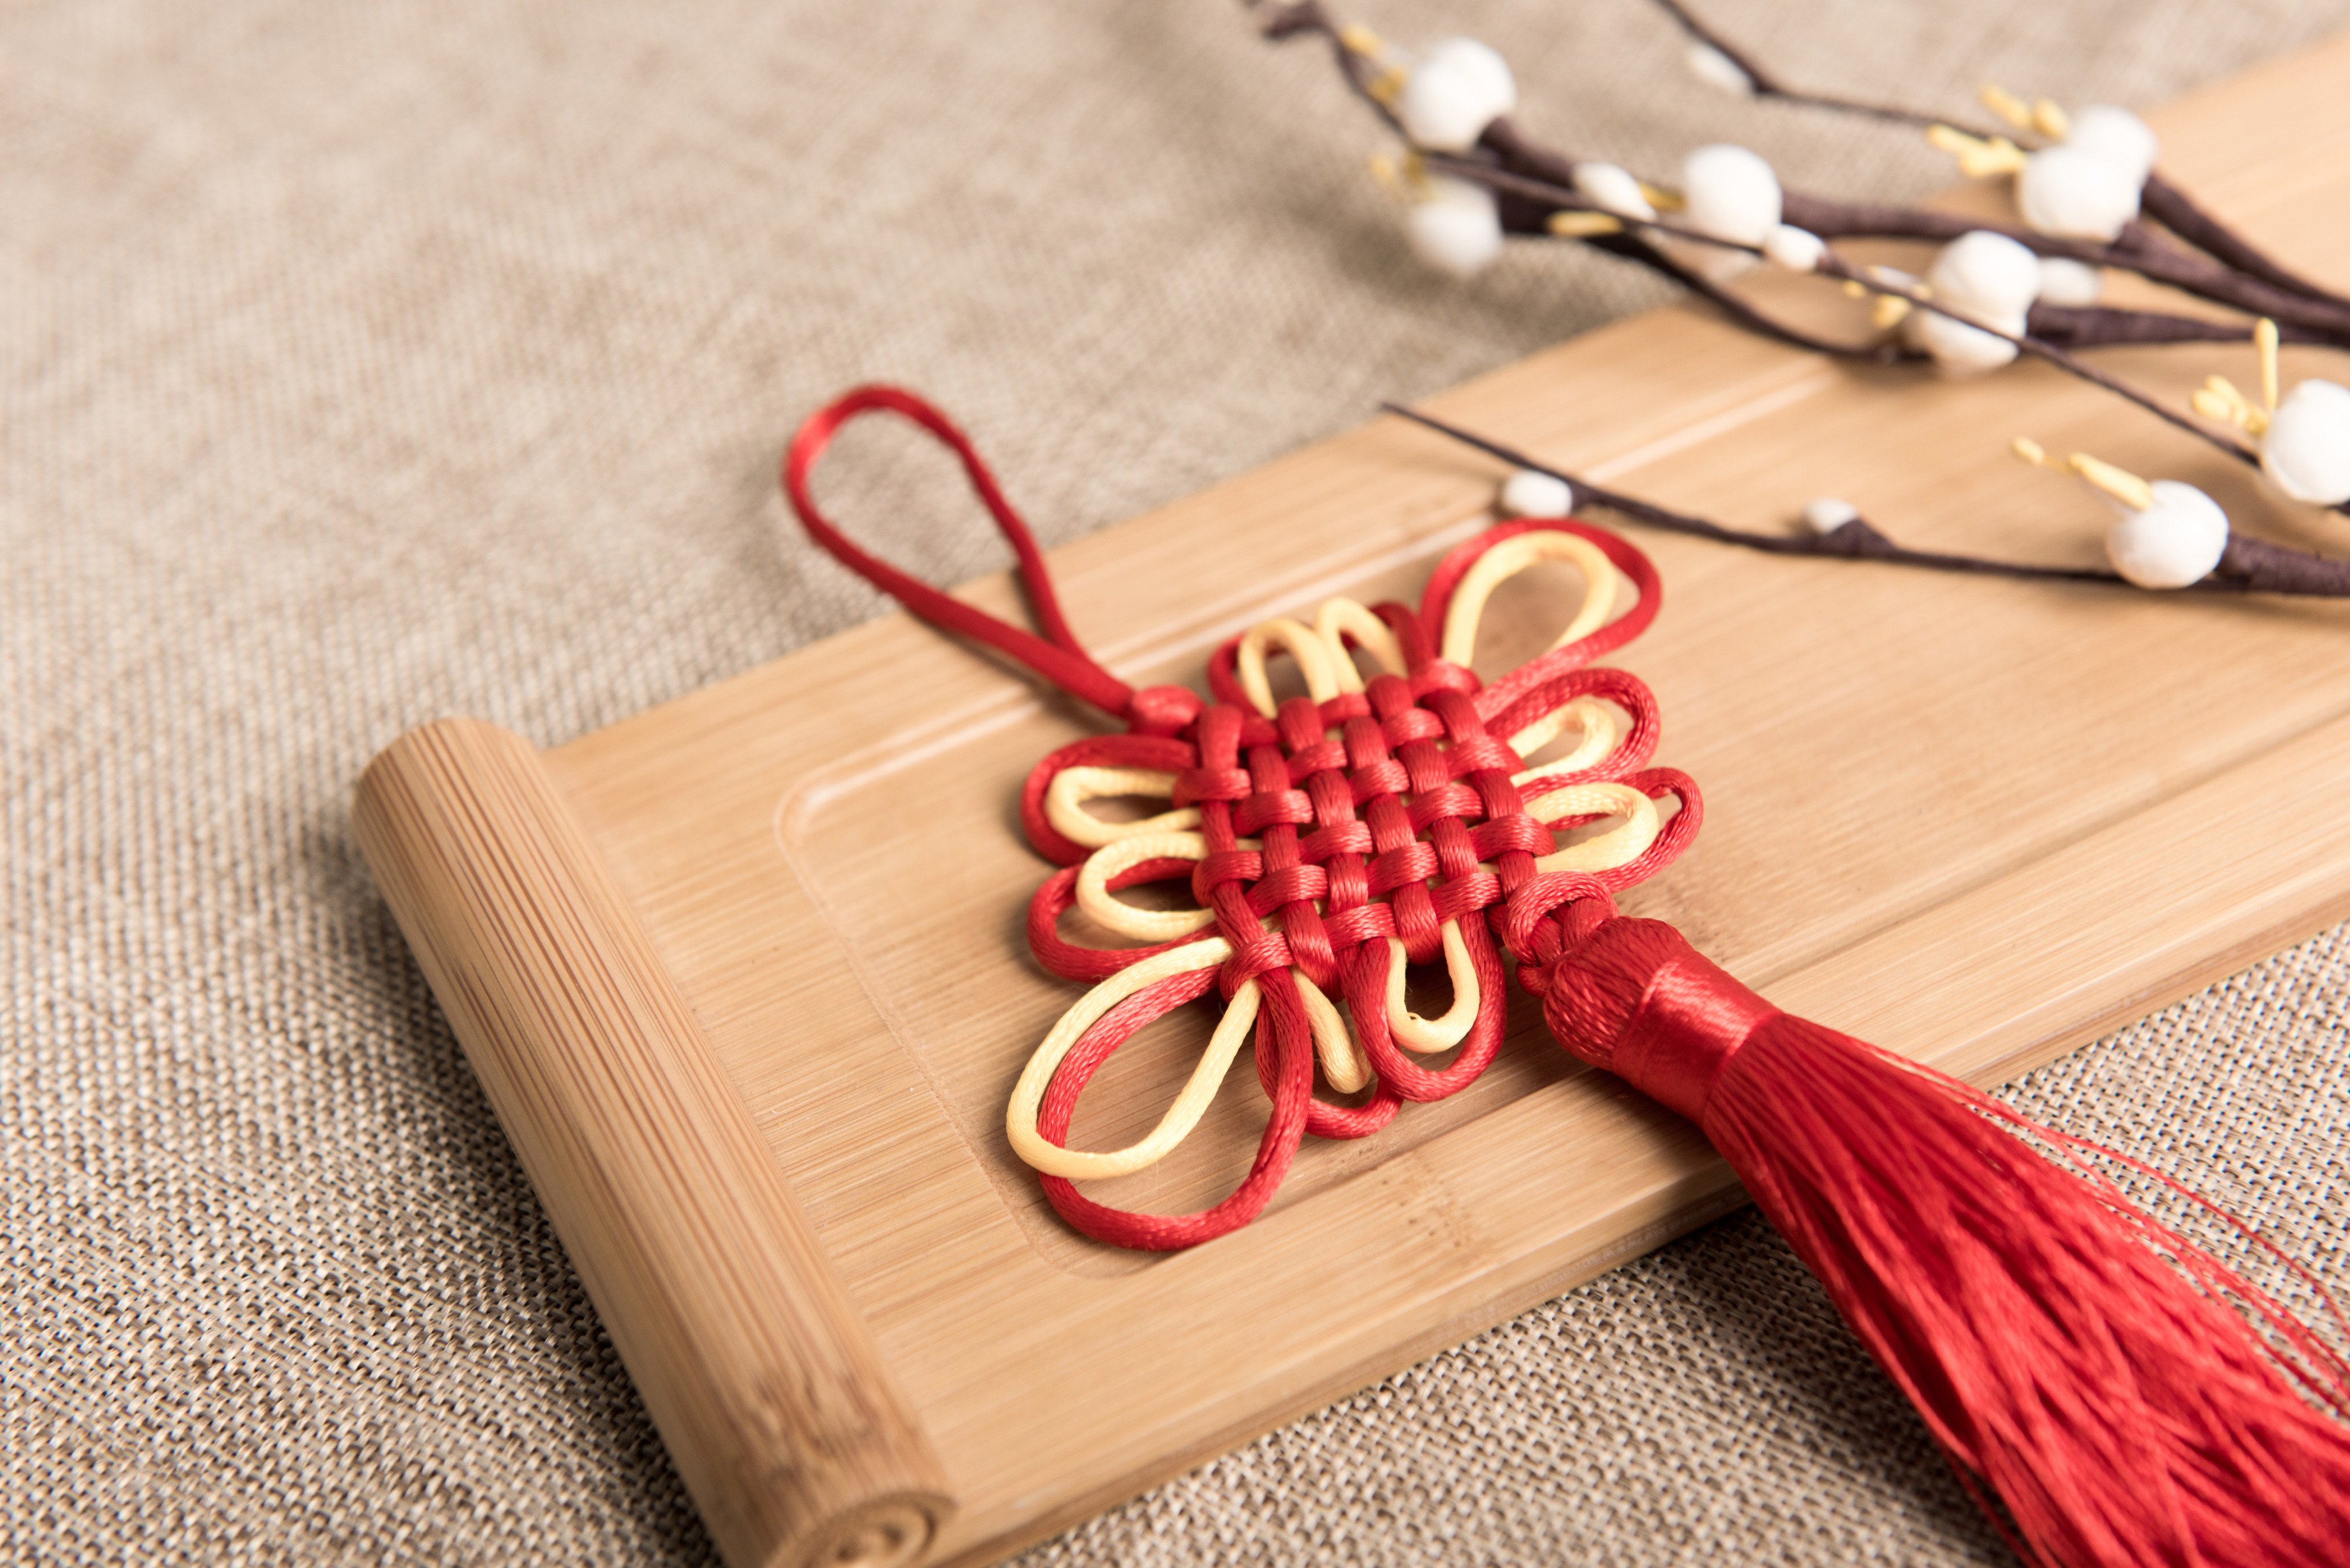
[1534, 914, 2350, 1568]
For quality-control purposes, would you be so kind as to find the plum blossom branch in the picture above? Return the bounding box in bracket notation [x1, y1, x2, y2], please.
[1245, 2, 2350, 593]
[1256, 1, 2350, 339]
[1382, 404, 2350, 597]
[1414, 149, 2265, 468]
[1639, 0, 2350, 314]
[1643, 0, 1968, 133]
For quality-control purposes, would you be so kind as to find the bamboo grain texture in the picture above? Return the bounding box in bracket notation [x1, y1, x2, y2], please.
[352, 719, 950, 1568]
[356, 35, 2350, 1568]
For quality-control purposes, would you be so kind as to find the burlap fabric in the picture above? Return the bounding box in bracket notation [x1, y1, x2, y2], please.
[7, 2, 2348, 1562]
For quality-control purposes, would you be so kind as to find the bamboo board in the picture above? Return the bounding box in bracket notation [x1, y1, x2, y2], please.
[355, 35, 2350, 1568]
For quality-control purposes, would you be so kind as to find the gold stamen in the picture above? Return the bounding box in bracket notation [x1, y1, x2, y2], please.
[2192, 387, 2238, 426]
[2195, 375, 2267, 435]
[1337, 24, 1384, 55]
[1979, 84, 2034, 132]
[2011, 436, 2049, 466]
[2256, 317, 2280, 413]
[1547, 211, 1625, 238]
[1871, 294, 1914, 330]
[1926, 124, 2029, 178]
[2067, 452, 2157, 511]
[2031, 99, 2071, 141]
[1638, 181, 1685, 213]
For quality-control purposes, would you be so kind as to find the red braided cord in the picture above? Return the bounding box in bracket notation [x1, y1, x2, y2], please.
[783, 384, 1137, 720]
[1026, 863, 1207, 982]
[783, 391, 2350, 1565]
[1020, 536, 1693, 1241]
[1019, 734, 1194, 868]
[1036, 966, 1317, 1251]
[1420, 519, 1663, 721]
[780, 390, 1701, 1251]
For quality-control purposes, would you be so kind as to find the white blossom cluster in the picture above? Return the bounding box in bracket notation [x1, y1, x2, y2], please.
[2017, 106, 2159, 241]
[2103, 480, 2230, 588]
[2264, 382, 2350, 505]
[1367, 30, 2346, 593]
[1391, 37, 1513, 277]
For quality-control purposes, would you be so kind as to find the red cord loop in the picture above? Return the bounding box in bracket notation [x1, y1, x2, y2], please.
[1006, 548, 1697, 1239]
[789, 396, 2350, 1560]
[780, 391, 1699, 1248]
[783, 385, 1135, 719]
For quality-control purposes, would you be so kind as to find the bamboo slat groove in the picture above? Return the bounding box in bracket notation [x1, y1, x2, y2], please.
[352, 718, 952, 1568]
[350, 36, 2350, 1567]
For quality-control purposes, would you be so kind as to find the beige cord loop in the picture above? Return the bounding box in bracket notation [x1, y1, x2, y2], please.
[1236, 617, 1342, 716]
[1521, 780, 1661, 873]
[1074, 831, 1219, 941]
[1382, 921, 1481, 1053]
[1299, 972, 1372, 1093]
[1005, 939, 1246, 1180]
[1440, 530, 1622, 668]
[1007, 946, 1363, 1178]
[1238, 597, 1409, 716]
[1044, 765, 1201, 849]
[1508, 695, 1626, 786]
[1312, 598, 1408, 694]
[1011, 577, 1657, 1181]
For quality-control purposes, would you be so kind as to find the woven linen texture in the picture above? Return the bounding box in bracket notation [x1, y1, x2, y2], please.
[6, 1, 2349, 1563]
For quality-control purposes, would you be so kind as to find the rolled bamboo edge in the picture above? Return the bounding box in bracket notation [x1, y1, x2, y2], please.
[353, 717, 954, 1568]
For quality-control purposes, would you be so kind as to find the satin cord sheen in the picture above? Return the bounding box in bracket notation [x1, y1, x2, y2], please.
[1607, 952, 1782, 1122]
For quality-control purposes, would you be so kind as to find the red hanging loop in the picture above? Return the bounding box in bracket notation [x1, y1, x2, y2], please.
[782, 385, 1136, 720]
[779, 385, 2350, 1565]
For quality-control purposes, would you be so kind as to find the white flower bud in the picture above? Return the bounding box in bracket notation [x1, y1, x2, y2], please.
[1681, 144, 1781, 247]
[1396, 37, 1517, 153]
[1572, 162, 1655, 221]
[2065, 105, 2158, 188]
[2036, 257, 2104, 307]
[1801, 497, 1859, 534]
[1927, 230, 2041, 322]
[1685, 41, 1755, 96]
[1501, 469, 1574, 519]
[1906, 306, 2021, 376]
[1762, 223, 1825, 273]
[2105, 480, 2228, 589]
[2017, 145, 2140, 240]
[1405, 176, 1505, 277]
[2260, 379, 2350, 506]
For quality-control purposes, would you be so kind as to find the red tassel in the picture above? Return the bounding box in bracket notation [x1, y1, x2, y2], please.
[782, 387, 2350, 1559]
[1518, 904, 2350, 1568]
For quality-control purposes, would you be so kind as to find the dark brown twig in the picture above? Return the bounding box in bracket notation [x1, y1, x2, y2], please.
[1471, 161, 2345, 363]
[1644, 0, 1977, 134]
[2025, 304, 2337, 351]
[1810, 255, 2263, 464]
[1466, 123, 2333, 360]
[2138, 175, 2350, 311]
[1257, 3, 2350, 340]
[1253, 0, 2350, 585]
[1641, 0, 2350, 317]
[1258, 0, 1414, 147]
[1381, 403, 2350, 597]
[1774, 195, 2350, 338]
[1417, 150, 2267, 470]
[1611, 232, 1913, 363]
